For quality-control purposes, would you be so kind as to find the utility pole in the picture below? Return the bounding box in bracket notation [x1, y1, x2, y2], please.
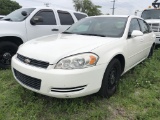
[111, 0, 116, 15]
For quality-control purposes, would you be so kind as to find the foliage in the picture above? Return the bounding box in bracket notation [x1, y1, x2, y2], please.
[1, 49, 160, 119]
[73, 0, 102, 16]
[0, 0, 21, 15]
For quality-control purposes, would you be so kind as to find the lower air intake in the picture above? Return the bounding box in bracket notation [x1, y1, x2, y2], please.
[14, 69, 41, 90]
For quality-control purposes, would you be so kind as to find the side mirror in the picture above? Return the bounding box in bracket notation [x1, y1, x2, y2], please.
[30, 16, 43, 25]
[131, 30, 143, 37]
[21, 11, 27, 16]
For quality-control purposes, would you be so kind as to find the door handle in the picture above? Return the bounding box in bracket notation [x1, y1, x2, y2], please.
[52, 29, 59, 31]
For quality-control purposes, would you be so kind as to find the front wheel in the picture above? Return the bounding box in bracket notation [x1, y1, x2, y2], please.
[0, 41, 18, 69]
[98, 59, 121, 98]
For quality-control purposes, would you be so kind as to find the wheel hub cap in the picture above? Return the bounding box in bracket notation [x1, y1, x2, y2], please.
[110, 71, 116, 84]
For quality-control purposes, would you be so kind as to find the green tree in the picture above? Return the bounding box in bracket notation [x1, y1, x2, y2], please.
[0, 0, 21, 15]
[73, 0, 102, 16]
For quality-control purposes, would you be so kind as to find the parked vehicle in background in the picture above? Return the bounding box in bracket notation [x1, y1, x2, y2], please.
[12, 15, 155, 98]
[0, 15, 5, 19]
[141, 8, 160, 45]
[0, 7, 87, 69]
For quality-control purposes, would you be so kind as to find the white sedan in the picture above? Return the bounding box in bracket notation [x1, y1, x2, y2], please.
[12, 15, 155, 98]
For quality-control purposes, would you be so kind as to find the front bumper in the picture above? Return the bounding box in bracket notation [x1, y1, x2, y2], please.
[155, 37, 160, 44]
[11, 55, 106, 98]
[154, 33, 160, 44]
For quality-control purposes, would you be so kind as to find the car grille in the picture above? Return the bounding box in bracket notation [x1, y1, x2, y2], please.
[149, 23, 160, 32]
[51, 85, 87, 93]
[14, 69, 41, 90]
[17, 54, 49, 69]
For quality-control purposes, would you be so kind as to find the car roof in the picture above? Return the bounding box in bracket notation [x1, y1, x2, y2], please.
[143, 9, 160, 11]
[95, 15, 129, 18]
[22, 6, 87, 15]
[89, 15, 141, 19]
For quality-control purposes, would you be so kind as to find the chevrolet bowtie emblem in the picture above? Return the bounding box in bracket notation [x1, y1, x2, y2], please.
[24, 59, 31, 64]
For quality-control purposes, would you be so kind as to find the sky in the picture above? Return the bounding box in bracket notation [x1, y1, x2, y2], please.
[14, 0, 154, 15]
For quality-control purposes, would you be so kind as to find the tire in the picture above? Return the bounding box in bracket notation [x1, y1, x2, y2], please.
[98, 59, 121, 98]
[148, 44, 155, 58]
[155, 44, 160, 50]
[0, 41, 18, 69]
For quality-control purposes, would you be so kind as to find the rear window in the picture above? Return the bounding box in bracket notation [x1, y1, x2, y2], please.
[58, 10, 74, 25]
[74, 13, 87, 20]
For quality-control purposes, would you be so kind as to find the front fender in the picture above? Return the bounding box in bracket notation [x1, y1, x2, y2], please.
[0, 21, 27, 42]
[92, 40, 126, 71]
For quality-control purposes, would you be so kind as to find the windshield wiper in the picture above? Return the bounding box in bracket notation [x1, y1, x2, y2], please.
[2, 18, 12, 21]
[62, 32, 74, 34]
[63, 32, 106, 37]
[78, 33, 106, 37]
[145, 17, 152, 19]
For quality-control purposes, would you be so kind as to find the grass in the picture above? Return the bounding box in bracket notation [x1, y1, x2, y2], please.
[0, 50, 160, 120]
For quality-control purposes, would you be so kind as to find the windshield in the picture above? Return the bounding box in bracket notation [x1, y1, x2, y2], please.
[2, 8, 35, 22]
[64, 17, 127, 37]
[141, 9, 160, 19]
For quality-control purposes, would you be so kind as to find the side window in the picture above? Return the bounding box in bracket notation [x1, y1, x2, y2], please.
[145, 22, 152, 33]
[74, 13, 87, 20]
[33, 10, 57, 25]
[138, 19, 149, 34]
[58, 10, 74, 25]
[128, 19, 141, 37]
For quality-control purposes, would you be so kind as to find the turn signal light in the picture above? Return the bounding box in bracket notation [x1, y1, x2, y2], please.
[89, 55, 97, 65]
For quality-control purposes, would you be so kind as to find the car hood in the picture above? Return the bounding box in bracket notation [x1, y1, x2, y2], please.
[145, 19, 160, 24]
[0, 20, 10, 22]
[0, 20, 16, 24]
[17, 34, 119, 64]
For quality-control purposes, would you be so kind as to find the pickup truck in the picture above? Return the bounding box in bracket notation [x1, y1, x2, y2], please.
[141, 8, 160, 45]
[0, 7, 87, 69]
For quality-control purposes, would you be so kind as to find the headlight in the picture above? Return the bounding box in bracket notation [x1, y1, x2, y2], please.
[55, 53, 99, 69]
